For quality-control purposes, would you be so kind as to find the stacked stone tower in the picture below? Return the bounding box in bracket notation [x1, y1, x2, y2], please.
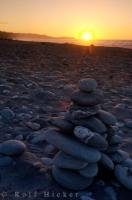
[43, 78, 132, 190]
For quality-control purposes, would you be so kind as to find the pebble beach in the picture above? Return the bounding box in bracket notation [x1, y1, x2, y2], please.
[0, 39, 132, 200]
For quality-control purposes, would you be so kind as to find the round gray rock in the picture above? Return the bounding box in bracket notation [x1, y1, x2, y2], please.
[52, 166, 93, 190]
[0, 140, 26, 156]
[79, 78, 97, 92]
[1, 108, 15, 121]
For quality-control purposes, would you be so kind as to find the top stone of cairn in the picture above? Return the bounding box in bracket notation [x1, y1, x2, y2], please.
[79, 78, 97, 92]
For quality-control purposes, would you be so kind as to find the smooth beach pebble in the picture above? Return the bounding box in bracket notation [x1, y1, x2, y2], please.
[41, 157, 53, 166]
[100, 153, 114, 170]
[124, 119, 132, 128]
[120, 158, 132, 168]
[115, 164, 132, 190]
[52, 166, 93, 190]
[109, 150, 129, 163]
[71, 117, 107, 134]
[51, 117, 74, 133]
[0, 107, 15, 121]
[79, 163, 98, 178]
[53, 151, 88, 170]
[0, 140, 26, 156]
[79, 78, 97, 92]
[97, 110, 117, 125]
[74, 126, 108, 150]
[74, 126, 94, 141]
[108, 135, 122, 145]
[26, 121, 41, 131]
[70, 109, 96, 119]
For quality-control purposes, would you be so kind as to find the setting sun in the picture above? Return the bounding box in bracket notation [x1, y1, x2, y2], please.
[80, 32, 93, 41]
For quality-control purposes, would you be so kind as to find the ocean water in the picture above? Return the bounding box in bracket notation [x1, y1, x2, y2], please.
[19, 37, 132, 49]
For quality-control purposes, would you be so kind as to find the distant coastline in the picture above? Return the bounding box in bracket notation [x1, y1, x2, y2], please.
[0, 30, 132, 49]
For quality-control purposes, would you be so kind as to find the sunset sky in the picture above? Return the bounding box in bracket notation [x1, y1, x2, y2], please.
[0, 0, 132, 40]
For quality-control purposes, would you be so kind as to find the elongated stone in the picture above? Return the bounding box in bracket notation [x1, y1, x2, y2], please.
[74, 126, 108, 150]
[52, 166, 93, 190]
[71, 89, 103, 106]
[110, 150, 129, 163]
[100, 153, 114, 170]
[70, 110, 95, 119]
[71, 117, 107, 133]
[79, 163, 98, 178]
[97, 110, 117, 125]
[44, 130, 101, 162]
[53, 151, 88, 170]
[69, 104, 100, 114]
[115, 165, 132, 190]
[51, 117, 74, 133]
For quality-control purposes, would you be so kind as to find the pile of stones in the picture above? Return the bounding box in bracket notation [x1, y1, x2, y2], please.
[42, 78, 132, 190]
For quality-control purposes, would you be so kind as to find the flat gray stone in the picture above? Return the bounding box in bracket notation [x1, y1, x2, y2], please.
[41, 157, 53, 166]
[74, 126, 108, 150]
[51, 117, 74, 133]
[100, 153, 114, 170]
[105, 145, 120, 153]
[44, 130, 101, 162]
[70, 110, 95, 119]
[53, 151, 88, 170]
[79, 163, 98, 178]
[69, 104, 100, 114]
[26, 122, 41, 131]
[110, 150, 129, 163]
[121, 158, 132, 168]
[115, 164, 132, 190]
[52, 166, 93, 190]
[71, 117, 107, 134]
[0, 140, 26, 156]
[124, 119, 132, 128]
[108, 135, 122, 145]
[79, 78, 97, 92]
[71, 89, 103, 106]
[97, 110, 117, 125]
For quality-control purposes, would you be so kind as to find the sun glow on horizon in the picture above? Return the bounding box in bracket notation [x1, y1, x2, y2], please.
[80, 32, 93, 41]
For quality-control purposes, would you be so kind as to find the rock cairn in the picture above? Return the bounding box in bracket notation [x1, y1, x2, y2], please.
[43, 78, 132, 190]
